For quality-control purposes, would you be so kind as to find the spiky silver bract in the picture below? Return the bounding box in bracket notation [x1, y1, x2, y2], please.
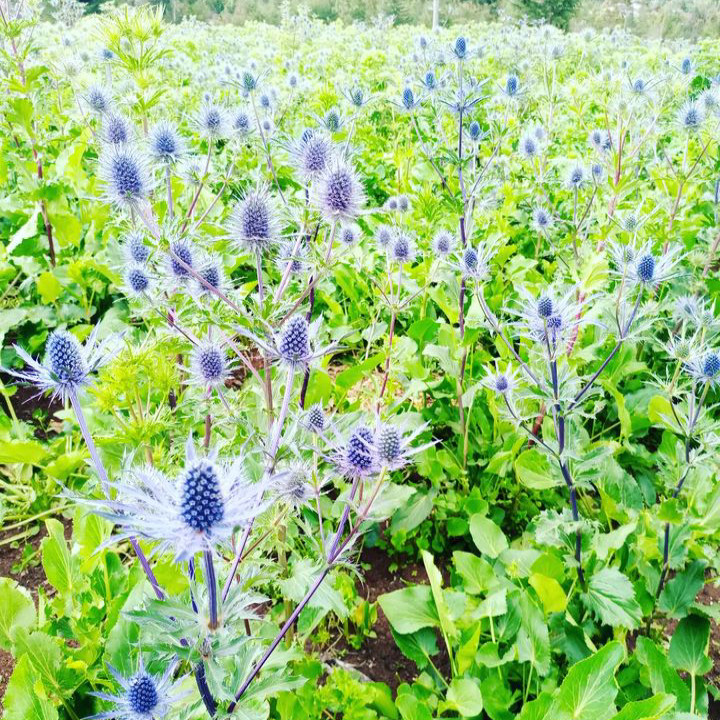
[313, 160, 365, 223]
[88, 658, 186, 720]
[148, 121, 185, 164]
[98, 144, 153, 210]
[79, 437, 267, 561]
[7, 328, 113, 402]
[612, 241, 684, 287]
[228, 186, 280, 253]
[189, 340, 229, 391]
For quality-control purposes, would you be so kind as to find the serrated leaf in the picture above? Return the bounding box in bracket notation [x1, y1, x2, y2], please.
[658, 561, 705, 619]
[515, 449, 563, 490]
[390, 627, 438, 669]
[3, 655, 58, 720]
[583, 567, 642, 629]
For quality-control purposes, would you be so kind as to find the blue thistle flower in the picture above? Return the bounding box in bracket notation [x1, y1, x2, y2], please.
[99, 145, 152, 210]
[228, 186, 280, 252]
[390, 231, 416, 265]
[374, 224, 394, 249]
[232, 110, 251, 136]
[290, 130, 334, 180]
[148, 122, 185, 164]
[6, 328, 113, 402]
[86, 85, 110, 114]
[189, 341, 229, 391]
[677, 101, 704, 132]
[88, 658, 186, 720]
[566, 164, 586, 190]
[196, 102, 227, 139]
[124, 265, 151, 296]
[123, 232, 150, 265]
[306, 403, 326, 433]
[468, 121, 481, 142]
[102, 114, 131, 145]
[432, 229, 455, 258]
[453, 36, 467, 60]
[313, 161, 365, 222]
[78, 437, 267, 561]
[532, 207, 553, 233]
[167, 240, 195, 281]
[504, 74, 520, 97]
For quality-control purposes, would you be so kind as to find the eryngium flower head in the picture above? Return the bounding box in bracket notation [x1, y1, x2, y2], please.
[124, 264, 152, 297]
[233, 110, 252, 136]
[290, 130, 334, 180]
[148, 121, 185, 164]
[518, 133, 539, 159]
[452, 36, 467, 60]
[374, 224, 394, 249]
[305, 402, 326, 433]
[504, 74, 520, 97]
[89, 658, 186, 720]
[432, 229, 455, 257]
[102, 114, 131, 145]
[276, 463, 316, 508]
[459, 243, 492, 280]
[375, 422, 431, 471]
[239, 316, 336, 370]
[7, 328, 112, 402]
[189, 341, 229, 391]
[123, 231, 150, 264]
[339, 222, 361, 246]
[277, 239, 307, 276]
[313, 160, 365, 222]
[166, 239, 195, 281]
[677, 101, 704, 132]
[389, 231, 417, 265]
[481, 363, 519, 396]
[333, 425, 377, 479]
[98, 145, 152, 210]
[195, 256, 226, 296]
[588, 128, 611, 153]
[228, 186, 280, 252]
[83, 437, 266, 560]
[618, 241, 683, 286]
[85, 85, 110, 114]
[321, 107, 344, 132]
[468, 120, 482, 142]
[566, 164, 586, 190]
[512, 287, 586, 355]
[532, 207, 553, 233]
[685, 350, 720, 387]
[196, 102, 227, 138]
[680, 57, 693, 75]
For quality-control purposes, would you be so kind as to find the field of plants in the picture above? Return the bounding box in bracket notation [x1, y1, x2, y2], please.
[2, 3, 720, 719]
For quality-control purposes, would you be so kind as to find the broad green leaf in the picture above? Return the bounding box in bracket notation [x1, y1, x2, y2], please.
[518, 692, 553, 720]
[583, 567, 642, 629]
[529, 572, 567, 614]
[594, 522, 636, 561]
[480, 674, 515, 720]
[396, 692, 433, 720]
[635, 637, 691, 712]
[548, 641, 625, 720]
[378, 585, 439, 634]
[36, 271, 62, 304]
[453, 551, 496, 594]
[514, 449, 563, 490]
[658, 561, 705, 619]
[668, 615, 712, 677]
[41, 518, 81, 597]
[609, 694, 676, 720]
[390, 627, 438, 670]
[3, 655, 58, 720]
[421, 550, 457, 641]
[0, 440, 48, 465]
[0, 578, 36, 651]
[469, 515, 508, 559]
[515, 591, 550, 676]
[11, 629, 64, 695]
[445, 678, 483, 717]
[391, 489, 436, 534]
[456, 623, 482, 674]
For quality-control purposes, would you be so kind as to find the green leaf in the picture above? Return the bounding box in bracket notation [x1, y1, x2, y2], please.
[453, 551, 496, 594]
[3, 654, 58, 720]
[635, 637, 691, 712]
[529, 573, 567, 614]
[378, 585, 439, 634]
[421, 550, 457, 641]
[583, 567, 642, 629]
[36, 272, 62, 304]
[41, 518, 81, 597]
[668, 615, 713, 677]
[0, 578, 36, 651]
[12, 629, 64, 695]
[469, 515, 508, 559]
[445, 678, 483, 717]
[515, 591, 550, 676]
[390, 627, 438, 670]
[391, 489, 436, 534]
[515, 449, 563, 490]
[658, 561, 705, 619]
[396, 692, 433, 720]
[0, 440, 48, 465]
[548, 641, 625, 720]
[609, 694, 676, 720]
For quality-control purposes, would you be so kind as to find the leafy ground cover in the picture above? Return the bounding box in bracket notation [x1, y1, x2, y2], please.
[2, 4, 720, 720]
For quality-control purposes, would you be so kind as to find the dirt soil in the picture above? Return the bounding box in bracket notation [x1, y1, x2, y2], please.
[323, 542, 451, 690]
